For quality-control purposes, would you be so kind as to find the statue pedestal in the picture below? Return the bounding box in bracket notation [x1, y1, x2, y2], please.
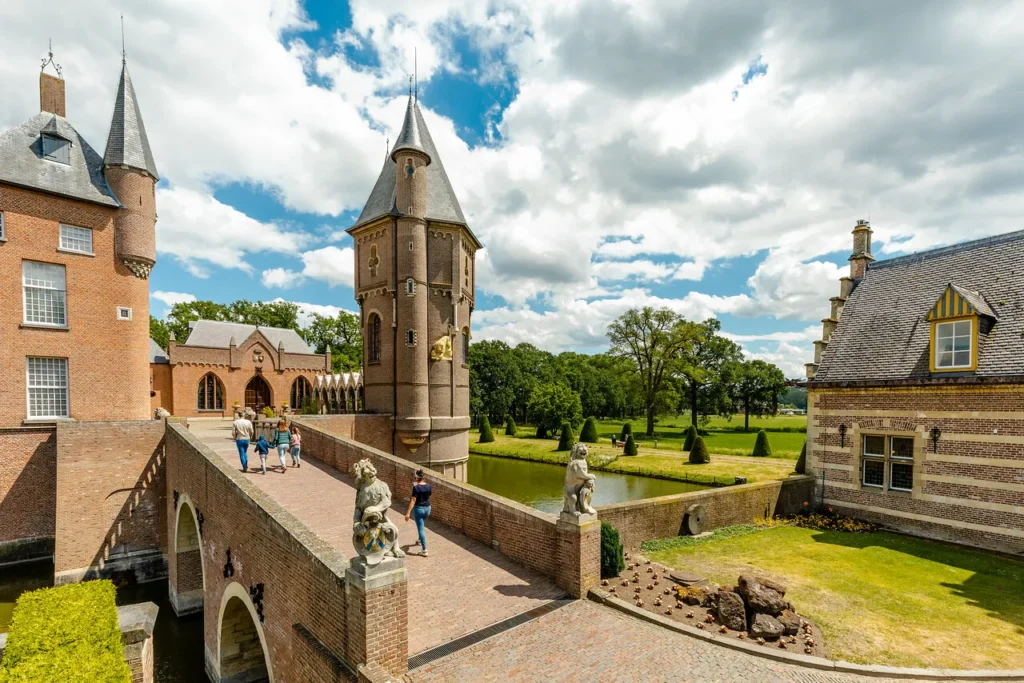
[345, 557, 408, 676]
[556, 512, 601, 598]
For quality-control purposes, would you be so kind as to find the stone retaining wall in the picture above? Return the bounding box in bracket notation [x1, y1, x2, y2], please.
[597, 476, 815, 550]
[0, 426, 56, 566]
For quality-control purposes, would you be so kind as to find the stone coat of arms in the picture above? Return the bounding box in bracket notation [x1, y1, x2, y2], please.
[352, 459, 405, 565]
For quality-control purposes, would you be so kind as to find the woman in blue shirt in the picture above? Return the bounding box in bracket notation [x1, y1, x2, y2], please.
[404, 470, 432, 556]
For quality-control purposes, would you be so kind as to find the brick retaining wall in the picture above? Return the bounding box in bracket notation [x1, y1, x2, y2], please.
[0, 427, 56, 565]
[597, 476, 815, 551]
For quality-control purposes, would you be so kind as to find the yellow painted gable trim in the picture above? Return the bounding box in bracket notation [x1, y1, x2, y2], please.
[929, 314, 978, 373]
[927, 285, 977, 321]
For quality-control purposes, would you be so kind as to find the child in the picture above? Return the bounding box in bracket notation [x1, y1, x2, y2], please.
[254, 434, 270, 475]
[289, 425, 302, 468]
[272, 419, 290, 473]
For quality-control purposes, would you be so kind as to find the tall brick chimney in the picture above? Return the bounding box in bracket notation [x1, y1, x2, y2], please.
[849, 219, 875, 279]
[40, 72, 65, 117]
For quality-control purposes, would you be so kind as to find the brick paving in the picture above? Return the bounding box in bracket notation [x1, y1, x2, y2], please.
[190, 420, 565, 655]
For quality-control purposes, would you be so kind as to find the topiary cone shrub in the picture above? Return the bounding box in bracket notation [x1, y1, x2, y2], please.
[580, 416, 598, 443]
[557, 420, 575, 451]
[752, 429, 772, 457]
[624, 434, 638, 456]
[600, 521, 626, 579]
[795, 441, 807, 474]
[683, 424, 697, 451]
[688, 436, 710, 463]
[479, 416, 495, 443]
[505, 417, 517, 436]
[536, 425, 548, 438]
[620, 422, 632, 441]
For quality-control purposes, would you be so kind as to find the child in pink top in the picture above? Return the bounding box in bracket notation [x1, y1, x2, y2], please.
[289, 425, 302, 468]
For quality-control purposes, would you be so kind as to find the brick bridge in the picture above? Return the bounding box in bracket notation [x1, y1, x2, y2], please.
[165, 417, 600, 681]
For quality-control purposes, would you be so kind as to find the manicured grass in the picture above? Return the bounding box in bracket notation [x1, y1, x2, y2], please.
[469, 432, 798, 484]
[588, 417, 806, 459]
[643, 524, 1024, 670]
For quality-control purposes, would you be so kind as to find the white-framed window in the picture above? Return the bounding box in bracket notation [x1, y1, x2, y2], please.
[934, 319, 972, 369]
[860, 433, 915, 492]
[406, 278, 415, 295]
[889, 436, 915, 492]
[26, 357, 69, 419]
[23, 260, 67, 326]
[0, 211, 5, 239]
[42, 134, 70, 164]
[59, 224, 93, 254]
[116, 306, 132, 321]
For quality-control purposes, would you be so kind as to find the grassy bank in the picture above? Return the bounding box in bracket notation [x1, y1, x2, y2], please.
[587, 416, 806, 458]
[643, 524, 1024, 670]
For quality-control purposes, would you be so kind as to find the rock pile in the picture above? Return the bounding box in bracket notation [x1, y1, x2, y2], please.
[711, 575, 806, 642]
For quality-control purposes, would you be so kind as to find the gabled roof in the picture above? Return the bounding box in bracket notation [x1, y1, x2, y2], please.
[0, 112, 120, 207]
[351, 98, 474, 241]
[815, 230, 1024, 383]
[183, 320, 315, 354]
[150, 338, 169, 364]
[926, 284, 997, 321]
[103, 62, 159, 179]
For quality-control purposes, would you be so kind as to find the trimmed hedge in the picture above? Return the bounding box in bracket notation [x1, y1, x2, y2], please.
[752, 429, 773, 457]
[557, 420, 575, 451]
[688, 436, 711, 464]
[600, 521, 626, 579]
[505, 417, 517, 437]
[536, 425, 548, 438]
[623, 434, 638, 456]
[479, 416, 495, 443]
[580, 416, 598, 443]
[0, 580, 130, 683]
[795, 442, 807, 474]
[619, 422, 632, 441]
[683, 424, 697, 451]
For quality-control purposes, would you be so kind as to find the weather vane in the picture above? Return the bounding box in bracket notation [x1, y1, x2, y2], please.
[40, 39, 63, 79]
[121, 14, 126, 64]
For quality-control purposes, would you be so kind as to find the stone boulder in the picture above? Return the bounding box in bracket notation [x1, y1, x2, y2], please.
[716, 591, 747, 632]
[737, 575, 787, 616]
[778, 610, 801, 636]
[757, 576, 787, 597]
[749, 613, 784, 640]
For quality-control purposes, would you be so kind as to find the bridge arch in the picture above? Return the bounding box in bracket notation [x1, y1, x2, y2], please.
[170, 493, 205, 616]
[216, 582, 273, 683]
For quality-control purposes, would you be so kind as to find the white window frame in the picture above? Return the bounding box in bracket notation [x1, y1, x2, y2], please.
[861, 457, 885, 489]
[888, 436, 915, 492]
[22, 260, 67, 327]
[0, 211, 6, 240]
[860, 433, 915, 492]
[116, 306, 133, 321]
[59, 224, 94, 255]
[934, 319, 973, 369]
[26, 357, 69, 420]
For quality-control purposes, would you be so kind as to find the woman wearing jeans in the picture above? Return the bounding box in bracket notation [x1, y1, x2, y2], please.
[404, 470, 432, 556]
[272, 419, 290, 473]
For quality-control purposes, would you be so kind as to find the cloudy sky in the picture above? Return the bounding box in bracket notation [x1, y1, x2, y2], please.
[4, 0, 1023, 377]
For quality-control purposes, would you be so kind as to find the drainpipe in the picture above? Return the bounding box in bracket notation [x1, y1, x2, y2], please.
[392, 214, 399, 457]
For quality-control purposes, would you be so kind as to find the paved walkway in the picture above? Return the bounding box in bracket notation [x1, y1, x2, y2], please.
[190, 420, 564, 655]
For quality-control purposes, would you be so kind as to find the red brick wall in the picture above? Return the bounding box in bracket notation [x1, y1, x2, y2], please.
[54, 420, 166, 583]
[346, 576, 408, 675]
[150, 363, 173, 415]
[0, 427, 56, 563]
[166, 424, 354, 682]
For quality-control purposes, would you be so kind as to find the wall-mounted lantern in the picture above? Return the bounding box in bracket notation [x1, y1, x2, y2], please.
[838, 424, 847, 448]
[929, 426, 941, 453]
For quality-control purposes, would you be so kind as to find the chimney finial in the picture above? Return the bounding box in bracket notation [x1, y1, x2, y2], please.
[40, 39, 63, 79]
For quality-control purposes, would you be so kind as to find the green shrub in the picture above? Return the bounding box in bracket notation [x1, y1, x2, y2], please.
[620, 422, 632, 441]
[580, 416, 598, 443]
[479, 416, 495, 443]
[536, 425, 548, 438]
[0, 580, 130, 683]
[752, 430, 773, 457]
[505, 417, 517, 436]
[688, 436, 710, 464]
[557, 421, 575, 451]
[683, 424, 697, 451]
[600, 521, 626, 579]
[261, 406, 276, 419]
[623, 434, 638, 456]
[795, 442, 807, 474]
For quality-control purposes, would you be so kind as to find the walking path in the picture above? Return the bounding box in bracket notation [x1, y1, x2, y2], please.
[190, 420, 564, 655]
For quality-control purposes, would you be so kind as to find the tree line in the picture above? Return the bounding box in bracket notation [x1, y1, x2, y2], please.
[471, 307, 788, 436]
[149, 299, 362, 373]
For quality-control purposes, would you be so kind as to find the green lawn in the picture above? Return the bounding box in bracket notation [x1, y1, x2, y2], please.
[469, 431, 798, 484]
[643, 524, 1024, 670]
[589, 416, 806, 458]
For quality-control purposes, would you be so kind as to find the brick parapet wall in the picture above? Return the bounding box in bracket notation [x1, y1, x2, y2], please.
[54, 420, 167, 584]
[597, 477, 815, 551]
[807, 384, 1024, 554]
[0, 427, 56, 564]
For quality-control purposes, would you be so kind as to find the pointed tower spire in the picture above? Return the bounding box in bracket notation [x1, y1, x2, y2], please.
[390, 95, 430, 164]
[104, 60, 159, 179]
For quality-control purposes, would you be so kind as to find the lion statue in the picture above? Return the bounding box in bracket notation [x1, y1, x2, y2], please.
[352, 460, 405, 565]
[563, 442, 597, 516]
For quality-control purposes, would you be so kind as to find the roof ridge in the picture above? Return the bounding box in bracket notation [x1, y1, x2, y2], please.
[870, 229, 1024, 270]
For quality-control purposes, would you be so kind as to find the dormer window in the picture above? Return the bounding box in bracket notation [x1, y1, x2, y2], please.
[934, 320, 972, 369]
[926, 284, 993, 373]
[41, 134, 70, 164]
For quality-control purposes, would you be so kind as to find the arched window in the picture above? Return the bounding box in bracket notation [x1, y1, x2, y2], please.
[368, 244, 379, 277]
[197, 373, 224, 411]
[462, 327, 470, 364]
[290, 376, 312, 409]
[405, 278, 415, 295]
[368, 313, 381, 363]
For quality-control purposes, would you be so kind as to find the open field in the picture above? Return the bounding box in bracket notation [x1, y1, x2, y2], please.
[469, 431, 799, 485]
[643, 524, 1024, 670]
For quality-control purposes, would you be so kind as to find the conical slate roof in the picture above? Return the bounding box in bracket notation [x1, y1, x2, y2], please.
[352, 98, 469, 232]
[103, 62, 159, 179]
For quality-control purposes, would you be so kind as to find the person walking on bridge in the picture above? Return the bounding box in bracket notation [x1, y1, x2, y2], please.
[272, 419, 290, 473]
[404, 469, 432, 556]
[232, 413, 254, 472]
[289, 424, 302, 468]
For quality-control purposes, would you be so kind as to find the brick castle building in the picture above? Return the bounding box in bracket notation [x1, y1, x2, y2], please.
[347, 92, 480, 480]
[805, 222, 1024, 554]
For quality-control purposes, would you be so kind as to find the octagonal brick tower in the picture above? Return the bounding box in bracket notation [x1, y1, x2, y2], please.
[347, 94, 480, 480]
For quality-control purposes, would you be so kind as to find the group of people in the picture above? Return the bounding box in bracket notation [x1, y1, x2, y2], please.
[231, 415, 301, 475]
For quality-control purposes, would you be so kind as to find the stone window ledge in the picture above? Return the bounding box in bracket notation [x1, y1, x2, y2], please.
[20, 323, 70, 331]
[57, 248, 95, 257]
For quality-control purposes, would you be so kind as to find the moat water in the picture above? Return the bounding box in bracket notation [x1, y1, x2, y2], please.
[467, 453, 706, 513]
[0, 560, 205, 682]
